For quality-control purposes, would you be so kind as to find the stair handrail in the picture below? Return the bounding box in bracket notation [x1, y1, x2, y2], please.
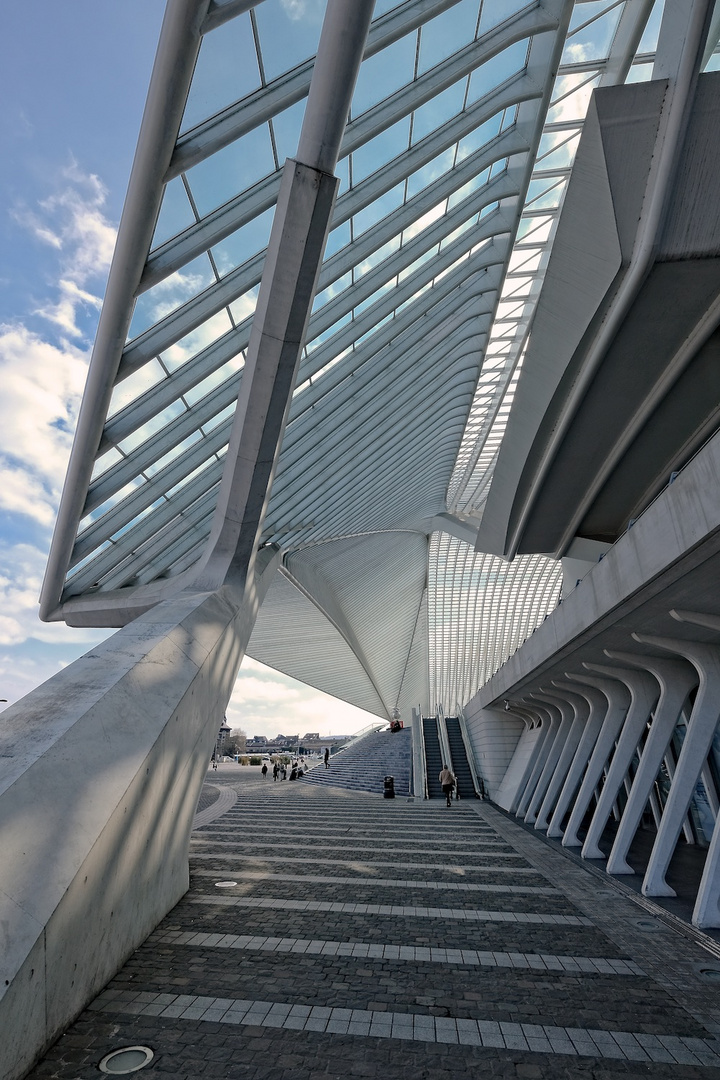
[455, 703, 483, 798]
[436, 705, 453, 776]
[336, 720, 386, 752]
[417, 707, 429, 799]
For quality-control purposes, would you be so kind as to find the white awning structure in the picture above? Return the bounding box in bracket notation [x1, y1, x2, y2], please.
[40, 0, 682, 717]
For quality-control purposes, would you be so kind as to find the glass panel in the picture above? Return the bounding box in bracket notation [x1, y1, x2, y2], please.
[638, 0, 666, 53]
[418, 0, 480, 74]
[352, 34, 417, 115]
[270, 99, 306, 163]
[211, 207, 274, 274]
[185, 126, 276, 217]
[180, 12, 262, 134]
[151, 178, 196, 250]
[107, 359, 167, 418]
[127, 254, 216, 341]
[478, 0, 533, 34]
[350, 117, 411, 184]
[253, 0, 326, 81]
[562, 5, 623, 65]
[161, 309, 235, 371]
[410, 81, 466, 144]
[466, 39, 529, 104]
[351, 182, 405, 236]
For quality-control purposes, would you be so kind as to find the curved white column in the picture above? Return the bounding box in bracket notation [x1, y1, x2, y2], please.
[561, 674, 630, 848]
[603, 651, 697, 874]
[535, 686, 589, 832]
[547, 681, 607, 838]
[515, 700, 560, 817]
[523, 693, 573, 824]
[633, 627, 720, 901]
[581, 664, 658, 859]
[505, 703, 551, 814]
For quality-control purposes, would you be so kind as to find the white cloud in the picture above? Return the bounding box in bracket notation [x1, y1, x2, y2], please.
[280, 0, 325, 21]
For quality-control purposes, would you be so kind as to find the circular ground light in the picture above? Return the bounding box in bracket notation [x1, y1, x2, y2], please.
[700, 968, 720, 982]
[99, 1046, 154, 1074]
[215, 880, 237, 888]
[633, 917, 660, 931]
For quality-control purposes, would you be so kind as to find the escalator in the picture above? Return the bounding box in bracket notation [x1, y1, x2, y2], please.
[422, 717, 444, 799]
[445, 716, 476, 799]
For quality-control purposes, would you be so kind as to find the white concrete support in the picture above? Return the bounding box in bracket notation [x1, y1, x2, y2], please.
[507, 704, 553, 814]
[535, 686, 589, 832]
[561, 675, 630, 848]
[604, 653, 697, 874]
[634, 631, 720, 900]
[516, 702, 560, 817]
[463, 705, 524, 800]
[581, 664, 658, 859]
[546, 682, 607, 839]
[0, 550, 280, 1080]
[494, 704, 544, 813]
[664, 751, 696, 846]
[523, 693, 574, 825]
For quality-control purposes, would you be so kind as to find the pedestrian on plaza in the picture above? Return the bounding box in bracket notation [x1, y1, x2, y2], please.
[324, 747, 330, 769]
[261, 763, 268, 779]
[439, 764, 456, 807]
[273, 762, 279, 781]
[282, 764, 287, 780]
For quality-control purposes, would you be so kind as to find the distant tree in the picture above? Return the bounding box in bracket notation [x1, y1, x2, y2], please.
[225, 728, 247, 756]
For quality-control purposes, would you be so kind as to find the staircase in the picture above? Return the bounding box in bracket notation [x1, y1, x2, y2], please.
[300, 727, 412, 796]
[422, 717, 444, 799]
[445, 716, 476, 799]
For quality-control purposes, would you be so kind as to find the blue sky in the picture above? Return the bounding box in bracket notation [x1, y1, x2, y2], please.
[0, 0, 377, 738]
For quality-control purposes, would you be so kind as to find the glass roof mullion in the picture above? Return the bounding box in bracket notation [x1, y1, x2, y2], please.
[169, 0, 471, 180]
[73, 438, 227, 565]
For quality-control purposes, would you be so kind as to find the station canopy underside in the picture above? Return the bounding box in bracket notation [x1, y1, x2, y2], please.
[43, 0, 710, 719]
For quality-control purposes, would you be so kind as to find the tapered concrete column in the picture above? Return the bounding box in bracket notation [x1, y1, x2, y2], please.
[634, 627, 720, 900]
[505, 703, 550, 815]
[516, 700, 560, 817]
[524, 693, 574, 824]
[694, 767, 720, 927]
[603, 652, 696, 874]
[664, 751, 696, 846]
[561, 674, 630, 848]
[547, 681, 608, 838]
[581, 664, 658, 859]
[604, 652, 699, 872]
[535, 687, 589, 831]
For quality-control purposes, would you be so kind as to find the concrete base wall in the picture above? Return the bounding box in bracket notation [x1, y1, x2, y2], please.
[494, 724, 543, 811]
[0, 553, 278, 1080]
[463, 703, 524, 799]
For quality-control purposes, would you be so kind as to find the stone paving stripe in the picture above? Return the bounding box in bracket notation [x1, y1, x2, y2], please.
[192, 785, 237, 829]
[189, 854, 542, 874]
[89, 992, 720, 1064]
[195, 827, 510, 847]
[191, 870, 558, 895]
[188, 841, 527, 859]
[151, 929, 645, 975]
[188, 894, 593, 925]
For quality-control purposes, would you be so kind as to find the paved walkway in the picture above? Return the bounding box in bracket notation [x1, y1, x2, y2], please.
[27, 771, 720, 1078]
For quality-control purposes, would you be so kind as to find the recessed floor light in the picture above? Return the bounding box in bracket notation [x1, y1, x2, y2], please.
[99, 1046, 154, 1074]
[215, 880, 238, 887]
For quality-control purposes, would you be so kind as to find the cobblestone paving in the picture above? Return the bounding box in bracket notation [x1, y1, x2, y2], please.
[26, 772, 720, 1078]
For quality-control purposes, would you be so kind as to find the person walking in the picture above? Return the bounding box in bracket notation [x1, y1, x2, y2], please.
[273, 762, 279, 782]
[324, 747, 330, 769]
[261, 763, 268, 779]
[439, 764, 455, 807]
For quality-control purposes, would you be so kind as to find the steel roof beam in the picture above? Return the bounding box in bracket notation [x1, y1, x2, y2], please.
[142, 92, 532, 292]
[168, 0, 551, 178]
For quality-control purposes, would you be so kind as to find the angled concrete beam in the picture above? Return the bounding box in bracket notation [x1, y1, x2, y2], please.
[523, 691, 574, 824]
[561, 673, 630, 848]
[546, 680, 607, 838]
[603, 652, 697, 875]
[516, 699, 561, 817]
[580, 664, 659, 860]
[535, 685, 589, 832]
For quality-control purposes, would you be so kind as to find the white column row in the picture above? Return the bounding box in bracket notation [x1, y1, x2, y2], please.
[504, 610, 720, 928]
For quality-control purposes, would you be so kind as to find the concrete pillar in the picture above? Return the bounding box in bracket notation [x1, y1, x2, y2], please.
[546, 681, 607, 839]
[603, 652, 696, 874]
[523, 693, 573, 824]
[633, 630, 720, 899]
[515, 702, 559, 817]
[535, 687, 589, 831]
[500, 703, 549, 814]
[561, 674, 630, 848]
[580, 664, 658, 859]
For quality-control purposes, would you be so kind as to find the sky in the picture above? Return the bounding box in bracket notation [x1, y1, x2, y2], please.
[0, 0, 379, 740]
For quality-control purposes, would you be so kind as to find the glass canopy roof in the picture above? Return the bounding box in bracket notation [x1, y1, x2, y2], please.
[42, 0, 700, 712]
